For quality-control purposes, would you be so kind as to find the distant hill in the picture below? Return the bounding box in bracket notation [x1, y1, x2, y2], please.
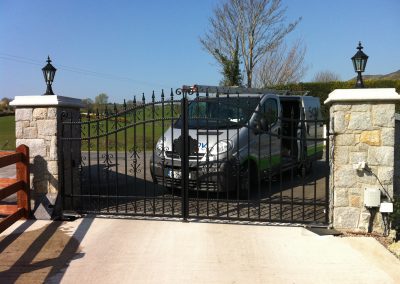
[350, 69, 400, 81]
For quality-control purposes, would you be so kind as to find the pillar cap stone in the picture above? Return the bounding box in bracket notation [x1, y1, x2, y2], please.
[10, 95, 84, 108]
[324, 88, 400, 105]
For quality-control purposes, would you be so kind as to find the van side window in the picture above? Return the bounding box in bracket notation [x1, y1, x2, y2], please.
[262, 98, 278, 125]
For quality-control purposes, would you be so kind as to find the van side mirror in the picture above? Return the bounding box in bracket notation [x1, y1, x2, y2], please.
[254, 117, 269, 134]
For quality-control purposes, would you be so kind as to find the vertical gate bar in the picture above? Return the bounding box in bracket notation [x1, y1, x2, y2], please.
[142, 94, 147, 214]
[226, 92, 230, 218]
[96, 109, 100, 213]
[170, 89, 175, 216]
[300, 113, 310, 221]
[133, 96, 138, 213]
[60, 115, 66, 211]
[257, 101, 262, 221]
[181, 92, 189, 221]
[195, 90, 200, 217]
[276, 113, 282, 222]
[290, 108, 295, 222]
[161, 90, 166, 215]
[246, 97, 251, 218]
[325, 119, 330, 225]
[205, 89, 210, 218]
[151, 91, 156, 215]
[216, 90, 220, 217]
[87, 111, 92, 211]
[69, 115, 74, 210]
[313, 115, 319, 222]
[114, 104, 119, 213]
[105, 107, 110, 212]
[236, 93, 240, 218]
[124, 100, 128, 214]
[78, 114, 84, 211]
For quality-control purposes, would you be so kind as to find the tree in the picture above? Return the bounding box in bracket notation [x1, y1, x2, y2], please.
[200, 0, 301, 87]
[94, 93, 108, 113]
[254, 39, 307, 87]
[81, 98, 94, 112]
[0, 97, 12, 112]
[313, 70, 341, 82]
[216, 37, 242, 86]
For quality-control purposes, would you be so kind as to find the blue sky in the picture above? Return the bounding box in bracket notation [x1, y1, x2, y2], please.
[1, 0, 399, 103]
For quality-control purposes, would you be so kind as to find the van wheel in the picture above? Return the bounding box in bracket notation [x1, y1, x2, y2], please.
[237, 161, 258, 199]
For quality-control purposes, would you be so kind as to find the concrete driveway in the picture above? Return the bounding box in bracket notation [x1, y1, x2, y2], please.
[0, 218, 399, 283]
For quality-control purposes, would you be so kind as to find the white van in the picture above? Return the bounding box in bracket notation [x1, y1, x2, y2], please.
[150, 85, 324, 192]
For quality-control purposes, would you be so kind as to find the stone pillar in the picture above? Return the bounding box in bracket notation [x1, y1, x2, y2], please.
[10, 95, 83, 219]
[325, 88, 400, 232]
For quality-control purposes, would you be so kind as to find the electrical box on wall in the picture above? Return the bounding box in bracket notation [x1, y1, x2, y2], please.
[364, 188, 381, 207]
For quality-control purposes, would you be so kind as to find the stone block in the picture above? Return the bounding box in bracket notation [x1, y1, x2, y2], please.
[349, 151, 368, 164]
[49, 136, 58, 160]
[16, 138, 47, 157]
[359, 130, 381, 146]
[333, 207, 360, 229]
[332, 104, 351, 112]
[47, 161, 58, 175]
[33, 108, 48, 119]
[348, 112, 371, 130]
[334, 166, 357, 188]
[358, 212, 371, 231]
[37, 120, 57, 136]
[372, 104, 395, 127]
[368, 146, 393, 166]
[351, 104, 370, 112]
[381, 128, 395, 146]
[23, 127, 38, 139]
[15, 108, 32, 121]
[333, 111, 348, 133]
[377, 167, 394, 185]
[334, 188, 349, 207]
[335, 134, 354, 146]
[47, 107, 58, 119]
[334, 147, 349, 165]
[349, 195, 361, 207]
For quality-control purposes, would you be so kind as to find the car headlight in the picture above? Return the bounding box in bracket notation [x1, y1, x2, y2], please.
[209, 140, 233, 155]
[156, 137, 166, 153]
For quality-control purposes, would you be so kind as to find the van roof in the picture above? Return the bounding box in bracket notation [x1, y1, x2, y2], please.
[182, 84, 309, 97]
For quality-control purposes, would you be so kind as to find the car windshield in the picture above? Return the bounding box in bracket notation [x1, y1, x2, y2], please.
[175, 97, 260, 129]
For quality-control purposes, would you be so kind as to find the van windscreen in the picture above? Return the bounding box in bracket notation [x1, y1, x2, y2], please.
[175, 97, 260, 129]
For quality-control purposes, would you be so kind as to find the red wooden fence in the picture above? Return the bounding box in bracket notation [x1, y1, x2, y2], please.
[0, 144, 30, 233]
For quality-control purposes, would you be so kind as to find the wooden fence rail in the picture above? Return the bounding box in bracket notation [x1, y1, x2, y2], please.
[0, 144, 30, 233]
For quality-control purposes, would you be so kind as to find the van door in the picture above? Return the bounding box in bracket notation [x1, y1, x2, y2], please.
[255, 95, 281, 172]
[300, 97, 323, 160]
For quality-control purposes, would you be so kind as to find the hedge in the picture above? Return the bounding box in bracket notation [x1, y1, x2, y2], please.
[274, 79, 400, 119]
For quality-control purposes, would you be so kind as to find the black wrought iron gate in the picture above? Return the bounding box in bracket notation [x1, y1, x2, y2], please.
[60, 87, 330, 225]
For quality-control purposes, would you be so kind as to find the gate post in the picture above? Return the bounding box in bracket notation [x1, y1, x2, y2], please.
[180, 92, 189, 221]
[10, 95, 83, 219]
[325, 88, 400, 233]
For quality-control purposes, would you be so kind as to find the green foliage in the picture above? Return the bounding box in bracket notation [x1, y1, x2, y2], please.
[215, 37, 242, 87]
[0, 115, 15, 150]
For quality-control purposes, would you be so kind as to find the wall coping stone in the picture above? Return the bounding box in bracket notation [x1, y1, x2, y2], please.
[324, 88, 400, 105]
[10, 95, 83, 108]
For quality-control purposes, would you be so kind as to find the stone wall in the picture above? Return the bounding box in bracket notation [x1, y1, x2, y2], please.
[16, 107, 60, 198]
[325, 88, 400, 232]
[11, 95, 83, 219]
[395, 114, 400, 196]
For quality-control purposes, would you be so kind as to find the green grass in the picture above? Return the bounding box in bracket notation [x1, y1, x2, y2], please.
[0, 115, 15, 150]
